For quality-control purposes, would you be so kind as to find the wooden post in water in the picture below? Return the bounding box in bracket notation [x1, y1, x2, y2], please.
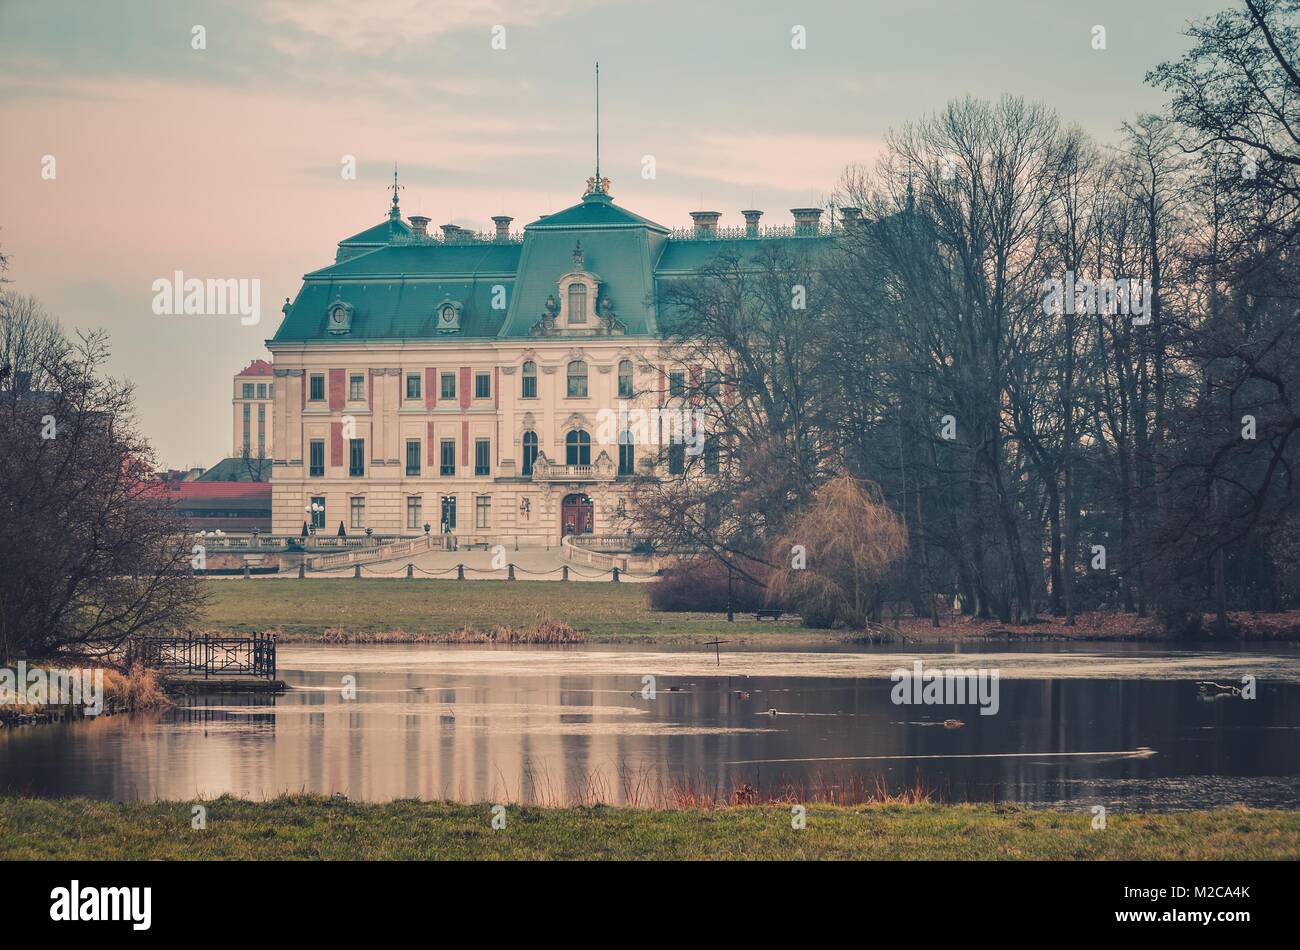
[703, 639, 732, 666]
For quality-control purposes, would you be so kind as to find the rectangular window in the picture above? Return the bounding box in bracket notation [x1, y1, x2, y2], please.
[242, 383, 254, 398]
[475, 373, 491, 399]
[406, 374, 421, 400]
[475, 495, 491, 529]
[407, 496, 423, 530]
[522, 372, 537, 399]
[440, 373, 456, 400]
[349, 374, 365, 401]
[258, 404, 265, 422]
[440, 439, 456, 477]
[668, 443, 685, 475]
[669, 371, 685, 397]
[704, 438, 720, 474]
[704, 369, 720, 397]
[405, 439, 421, 476]
[257, 383, 266, 399]
[310, 496, 325, 529]
[349, 438, 365, 477]
[309, 440, 324, 477]
[310, 374, 325, 401]
[474, 438, 490, 476]
[568, 283, 587, 323]
[350, 496, 365, 529]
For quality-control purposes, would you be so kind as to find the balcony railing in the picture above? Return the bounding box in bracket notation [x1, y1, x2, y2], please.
[532, 457, 615, 481]
[666, 223, 835, 241]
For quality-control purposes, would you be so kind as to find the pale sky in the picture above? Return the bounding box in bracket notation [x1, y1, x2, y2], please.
[0, 0, 1227, 468]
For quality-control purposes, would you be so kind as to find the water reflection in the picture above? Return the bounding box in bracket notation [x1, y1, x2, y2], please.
[1, 644, 1297, 809]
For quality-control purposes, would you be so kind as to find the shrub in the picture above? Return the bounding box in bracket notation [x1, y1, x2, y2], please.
[648, 558, 771, 613]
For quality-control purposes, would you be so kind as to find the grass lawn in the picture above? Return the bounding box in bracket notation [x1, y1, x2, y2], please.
[199, 578, 826, 643]
[2, 795, 1296, 860]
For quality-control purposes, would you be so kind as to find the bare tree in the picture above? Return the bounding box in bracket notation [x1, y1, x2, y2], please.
[0, 294, 204, 660]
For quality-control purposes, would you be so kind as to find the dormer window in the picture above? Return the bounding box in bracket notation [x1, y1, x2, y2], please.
[568, 283, 588, 324]
[553, 272, 599, 331]
[326, 299, 353, 335]
[436, 299, 462, 333]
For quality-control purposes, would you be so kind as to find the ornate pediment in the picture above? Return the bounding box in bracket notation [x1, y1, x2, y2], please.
[562, 412, 592, 431]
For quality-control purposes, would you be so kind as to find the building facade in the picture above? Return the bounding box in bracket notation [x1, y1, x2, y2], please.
[267, 176, 830, 542]
[233, 359, 274, 458]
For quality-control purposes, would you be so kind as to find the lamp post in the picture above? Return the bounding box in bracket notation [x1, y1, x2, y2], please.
[727, 562, 735, 623]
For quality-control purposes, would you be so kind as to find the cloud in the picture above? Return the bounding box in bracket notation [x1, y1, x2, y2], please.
[667, 131, 886, 193]
[262, 0, 608, 57]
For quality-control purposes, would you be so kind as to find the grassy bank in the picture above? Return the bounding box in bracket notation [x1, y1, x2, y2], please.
[200, 579, 824, 644]
[2, 795, 1296, 860]
[199, 579, 1298, 644]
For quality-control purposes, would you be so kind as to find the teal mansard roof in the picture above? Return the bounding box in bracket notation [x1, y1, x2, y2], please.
[269, 177, 835, 345]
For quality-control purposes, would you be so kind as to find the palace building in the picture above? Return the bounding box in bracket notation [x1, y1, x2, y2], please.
[232, 359, 275, 459]
[266, 174, 833, 543]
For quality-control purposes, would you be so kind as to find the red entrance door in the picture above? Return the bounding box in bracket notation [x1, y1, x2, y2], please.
[561, 493, 594, 538]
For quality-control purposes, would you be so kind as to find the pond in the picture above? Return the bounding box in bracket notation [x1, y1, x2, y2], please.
[2, 643, 1298, 810]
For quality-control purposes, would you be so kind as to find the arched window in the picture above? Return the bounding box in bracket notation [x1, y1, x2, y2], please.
[521, 360, 537, 399]
[618, 430, 635, 476]
[618, 359, 633, 399]
[522, 431, 538, 476]
[566, 429, 591, 466]
[567, 360, 588, 398]
[568, 283, 588, 324]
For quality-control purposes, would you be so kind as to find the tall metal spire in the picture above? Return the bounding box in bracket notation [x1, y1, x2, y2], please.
[595, 62, 600, 186]
[389, 164, 404, 220]
[584, 64, 611, 197]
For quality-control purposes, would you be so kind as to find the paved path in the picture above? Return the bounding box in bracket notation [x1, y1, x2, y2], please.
[225, 544, 658, 582]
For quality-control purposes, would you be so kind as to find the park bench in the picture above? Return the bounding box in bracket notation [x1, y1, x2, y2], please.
[754, 608, 783, 621]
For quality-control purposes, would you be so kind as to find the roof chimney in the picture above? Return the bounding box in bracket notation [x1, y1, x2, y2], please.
[689, 211, 721, 239]
[491, 215, 514, 241]
[440, 223, 462, 243]
[839, 207, 862, 230]
[791, 207, 824, 235]
[409, 215, 430, 237]
[741, 209, 763, 238]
